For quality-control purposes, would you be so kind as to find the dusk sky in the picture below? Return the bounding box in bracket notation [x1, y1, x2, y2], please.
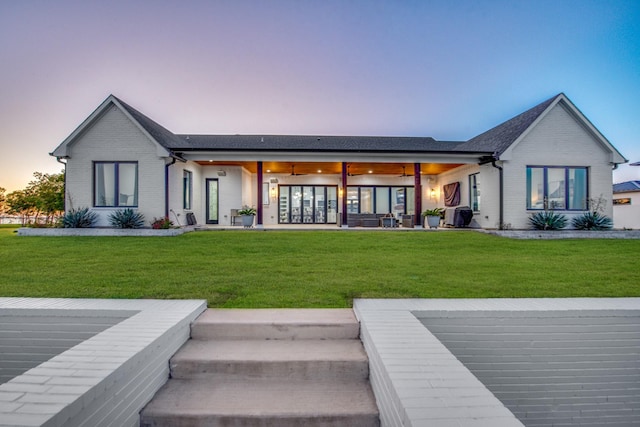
[1, 0, 639, 193]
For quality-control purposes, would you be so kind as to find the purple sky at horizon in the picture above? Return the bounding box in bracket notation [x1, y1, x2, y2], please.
[1, 0, 639, 192]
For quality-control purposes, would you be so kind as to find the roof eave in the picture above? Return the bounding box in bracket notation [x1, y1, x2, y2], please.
[179, 149, 491, 164]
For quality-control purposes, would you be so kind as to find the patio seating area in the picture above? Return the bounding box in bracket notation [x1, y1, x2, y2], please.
[345, 214, 415, 228]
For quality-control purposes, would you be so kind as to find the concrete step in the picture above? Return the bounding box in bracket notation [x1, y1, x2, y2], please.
[141, 309, 379, 426]
[170, 339, 370, 381]
[140, 377, 379, 427]
[190, 308, 360, 340]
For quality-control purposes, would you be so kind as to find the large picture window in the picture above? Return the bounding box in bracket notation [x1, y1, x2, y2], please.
[526, 166, 587, 210]
[347, 186, 415, 217]
[94, 162, 138, 207]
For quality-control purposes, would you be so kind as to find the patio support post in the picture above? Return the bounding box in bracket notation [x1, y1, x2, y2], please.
[256, 161, 263, 228]
[341, 162, 348, 227]
[414, 163, 422, 228]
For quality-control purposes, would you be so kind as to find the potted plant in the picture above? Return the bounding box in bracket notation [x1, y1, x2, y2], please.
[422, 208, 444, 229]
[238, 206, 256, 227]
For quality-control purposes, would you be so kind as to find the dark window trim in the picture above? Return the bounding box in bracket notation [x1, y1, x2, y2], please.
[526, 165, 589, 211]
[183, 170, 193, 210]
[346, 185, 414, 215]
[277, 185, 339, 224]
[205, 178, 219, 224]
[469, 173, 480, 212]
[93, 161, 139, 208]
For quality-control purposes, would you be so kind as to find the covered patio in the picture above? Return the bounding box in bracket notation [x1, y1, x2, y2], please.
[185, 157, 480, 229]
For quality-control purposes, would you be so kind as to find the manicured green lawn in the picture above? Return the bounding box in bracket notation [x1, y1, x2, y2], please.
[0, 227, 638, 307]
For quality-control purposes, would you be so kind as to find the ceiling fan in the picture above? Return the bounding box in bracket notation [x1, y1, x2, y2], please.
[398, 166, 414, 177]
[347, 165, 363, 176]
[290, 165, 307, 176]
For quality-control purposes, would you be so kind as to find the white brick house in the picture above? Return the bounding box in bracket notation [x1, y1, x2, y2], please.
[51, 93, 627, 229]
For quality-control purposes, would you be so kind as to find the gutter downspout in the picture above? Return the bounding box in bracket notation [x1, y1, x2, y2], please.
[165, 157, 177, 218]
[54, 155, 68, 212]
[490, 158, 504, 230]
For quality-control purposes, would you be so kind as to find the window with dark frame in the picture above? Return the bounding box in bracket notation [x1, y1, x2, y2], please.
[469, 173, 480, 212]
[346, 186, 415, 216]
[278, 185, 338, 224]
[183, 170, 193, 210]
[526, 166, 588, 210]
[94, 161, 138, 207]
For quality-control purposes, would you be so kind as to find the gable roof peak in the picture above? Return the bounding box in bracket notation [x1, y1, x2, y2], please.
[453, 93, 625, 166]
[51, 94, 180, 158]
[452, 93, 560, 156]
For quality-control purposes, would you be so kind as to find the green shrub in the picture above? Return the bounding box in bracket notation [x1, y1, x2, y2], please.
[421, 208, 444, 217]
[238, 206, 256, 215]
[62, 207, 97, 228]
[572, 212, 613, 230]
[108, 209, 145, 229]
[151, 217, 174, 229]
[528, 211, 567, 230]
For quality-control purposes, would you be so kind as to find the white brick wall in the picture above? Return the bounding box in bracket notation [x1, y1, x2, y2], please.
[434, 164, 500, 228]
[433, 102, 618, 230]
[354, 298, 640, 427]
[0, 313, 130, 385]
[65, 107, 168, 227]
[208, 166, 244, 226]
[613, 191, 640, 229]
[167, 161, 203, 226]
[502, 103, 614, 229]
[0, 298, 206, 427]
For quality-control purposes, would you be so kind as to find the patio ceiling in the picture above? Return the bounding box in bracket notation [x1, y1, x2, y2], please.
[194, 161, 463, 175]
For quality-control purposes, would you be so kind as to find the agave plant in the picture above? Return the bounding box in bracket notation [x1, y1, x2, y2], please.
[108, 208, 146, 229]
[572, 212, 613, 230]
[528, 211, 567, 230]
[62, 207, 98, 228]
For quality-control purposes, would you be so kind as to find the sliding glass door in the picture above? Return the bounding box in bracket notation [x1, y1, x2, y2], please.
[279, 185, 338, 224]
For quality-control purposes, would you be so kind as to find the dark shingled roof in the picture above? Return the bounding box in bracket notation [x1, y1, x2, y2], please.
[111, 94, 565, 156]
[114, 96, 193, 150]
[452, 94, 560, 156]
[174, 134, 471, 153]
[613, 181, 640, 193]
[113, 95, 480, 153]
